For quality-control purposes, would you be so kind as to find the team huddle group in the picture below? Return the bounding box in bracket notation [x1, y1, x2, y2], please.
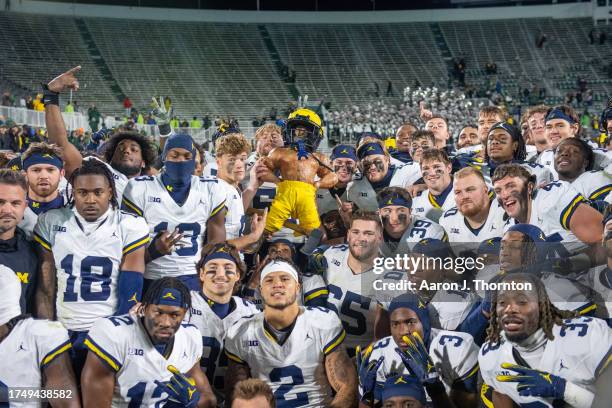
[0, 67, 611, 408]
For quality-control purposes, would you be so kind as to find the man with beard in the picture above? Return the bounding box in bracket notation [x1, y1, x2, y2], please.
[390, 123, 417, 164]
[347, 139, 420, 211]
[316, 144, 356, 216]
[0, 169, 38, 313]
[224, 259, 358, 407]
[537, 105, 611, 178]
[82, 278, 216, 407]
[492, 164, 603, 249]
[412, 149, 456, 222]
[122, 134, 226, 291]
[524, 105, 550, 155]
[214, 133, 267, 251]
[439, 167, 505, 253]
[554, 137, 612, 201]
[478, 273, 611, 408]
[482, 122, 552, 186]
[43, 66, 157, 202]
[34, 159, 149, 377]
[189, 243, 259, 402]
[317, 210, 384, 354]
[377, 187, 447, 257]
[456, 124, 480, 151]
[17, 143, 68, 238]
[358, 293, 479, 407]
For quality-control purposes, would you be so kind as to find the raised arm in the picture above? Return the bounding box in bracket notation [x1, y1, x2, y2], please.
[45, 66, 84, 178]
[314, 153, 339, 190]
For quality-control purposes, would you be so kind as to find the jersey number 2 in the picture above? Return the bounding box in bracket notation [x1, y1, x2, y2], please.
[269, 365, 309, 407]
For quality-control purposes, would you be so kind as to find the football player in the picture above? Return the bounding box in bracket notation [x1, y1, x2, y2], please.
[347, 139, 420, 211]
[477, 106, 508, 148]
[411, 149, 456, 222]
[214, 132, 267, 250]
[523, 104, 550, 155]
[456, 124, 479, 151]
[359, 293, 479, 407]
[439, 167, 505, 254]
[479, 273, 611, 408]
[554, 138, 612, 201]
[82, 277, 216, 407]
[492, 163, 603, 248]
[379, 375, 427, 408]
[18, 143, 67, 238]
[0, 267, 80, 408]
[316, 210, 384, 353]
[43, 67, 157, 201]
[34, 159, 149, 375]
[230, 379, 276, 408]
[377, 187, 447, 257]
[390, 123, 417, 164]
[224, 259, 358, 407]
[121, 133, 226, 291]
[424, 116, 452, 153]
[316, 144, 356, 216]
[189, 243, 259, 400]
[483, 122, 552, 186]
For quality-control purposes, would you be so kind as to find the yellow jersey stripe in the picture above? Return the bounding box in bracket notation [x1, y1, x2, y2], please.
[122, 198, 143, 216]
[560, 194, 585, 230]
[225, 350, 244, 364]
[459, 363, 479, 381]
[324, 329, 346, 355]
[595, 348, 611, 377]
[41, 341, 72, 368]
[210, 200, 226, 217]
[575, 302, 597, 315]
[428, 192, 441, 209]
[589, 185, 612, 200]
[33, 233, 51, 251]
[122, 235, 151, 255]
[84, 338, 121, 372]
[303, 289, 329, 303]
[480, 384, 494, 408]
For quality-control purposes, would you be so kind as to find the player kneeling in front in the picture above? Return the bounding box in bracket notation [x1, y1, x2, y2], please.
[0, 268, 80, 408]
[81, 277, 216, 407]
[224, 259, 358, 407]
[479, 273, 611, 407]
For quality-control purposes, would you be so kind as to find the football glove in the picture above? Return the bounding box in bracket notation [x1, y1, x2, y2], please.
[151, 96, 173, 137]
[396, 332, 439, 385]
[356, 344, 384, 402]
[155, 365, 200, 408]
[496, 362, 566, 399]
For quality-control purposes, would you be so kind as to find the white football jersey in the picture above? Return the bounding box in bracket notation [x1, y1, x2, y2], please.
[217, 178, 245, 240]
[540, 272, 597, 315]
[322, 244, 381, 351]
[121, 175, 226, 280]
[579, 265, 612, 318]
[346, 165, 417, 211]
[538, 148, 612, 180]
[85, 315, 202, 408]
[224, 307, 346, 408]
[18, 193, 68, 240]
[482, 161, 553, 187]
[479, 316, 611, 407]
[504, 181, 587, 250]
[381, 215, 448, 257]
[188, 293, 259, 395]
[570, 170, 612, 202]
[363, 331, 479, 399]
[389, 162, 422, 188]
[439, 199, 506, 253]
[33, 207, 149, 331]
[0, 318, 72, 408]
[202, 151, 218, 177]
[316, 187, 349, 216]
[412, 184, 457, 223]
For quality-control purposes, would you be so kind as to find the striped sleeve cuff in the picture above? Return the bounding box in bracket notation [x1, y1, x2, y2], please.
[123, 234, 150, 255]
[84, 337, 122, 372]
[33, 232, 51, 251]
[210, 200, 226, 217]
[303, 288, 329, 303]
[560, 194, 586, 230]
[40, 340, 72, 369]
[589, 184, 612, 201]
[225, 349, 245, 364]
[324, 329, 346, 355]
[122, 197, 143, 217]
[595, 345, 611, 378]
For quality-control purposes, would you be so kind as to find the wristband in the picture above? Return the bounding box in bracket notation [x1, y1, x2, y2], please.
[158, 123, 172, 138]
[41, 83, 60, 107]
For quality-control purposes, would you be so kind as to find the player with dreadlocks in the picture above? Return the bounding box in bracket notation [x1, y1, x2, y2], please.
[34, 158, 150, 378]
[42, 66, 157, 203]
[82, 277, 216, 407]
[478, 273, 611, 408]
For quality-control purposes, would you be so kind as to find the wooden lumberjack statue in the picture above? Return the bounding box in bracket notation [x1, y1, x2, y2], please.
[261, 108, 338, 237]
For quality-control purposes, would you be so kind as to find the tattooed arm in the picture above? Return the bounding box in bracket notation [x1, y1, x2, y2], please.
[325, 348, 358, 408]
